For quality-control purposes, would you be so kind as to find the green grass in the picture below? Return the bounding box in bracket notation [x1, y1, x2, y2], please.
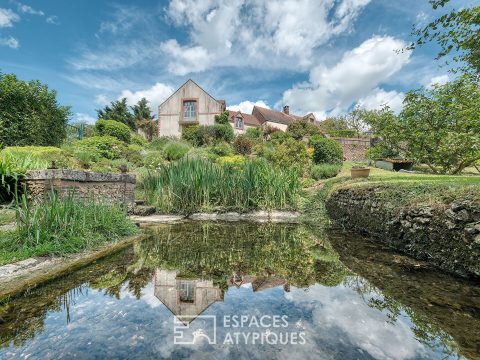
[0, 209, 15, 226]
[0, 194, 138, 266]
[141, 157, 300, 214]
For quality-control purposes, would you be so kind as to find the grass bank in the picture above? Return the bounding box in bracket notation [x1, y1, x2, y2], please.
[0, 194, 138, 266]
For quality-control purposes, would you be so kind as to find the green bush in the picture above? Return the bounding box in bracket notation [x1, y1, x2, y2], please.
[131, 133, 149, 146]
[287, 119, 321, 140]
[233, 135, 253, 155]
[95, 119, 131, 143]
[74, 136, 126, 160]
[141, 157, 300, 214]
[181, 125, 201, 146]
[144, 150, 167, 169]
[0, 72, 70, 147]
[366, 141, 399, 160]
[310, 163, 342, 180]
[270, 131, 292, 144]
[163, 141, 190, 161]
[327, 129, 357, 138]
[269, 138, 310, 175]
[309, 135, 343, 164]
[73, 149, 100, 169]
[124, 144, 144, 165]
[210, 142, 233, 156]
[149, 136, 172, 150]
[245, 127, 262, 140]
[182, 124, 234, 146]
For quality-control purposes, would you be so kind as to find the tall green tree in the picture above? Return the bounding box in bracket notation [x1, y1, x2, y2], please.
[131, 98, 156, 140]
[364, 76, 480, 174]
[411, 0, 480, 75]
[97, 98, 135, 130]
[0, 72, 71, 147]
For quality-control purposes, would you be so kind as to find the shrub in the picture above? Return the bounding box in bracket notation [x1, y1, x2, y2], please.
[0, 72, 70, 147]
[245, 127, 262, 140]
[163, 141, 190, 161]
[141, 157, 299, 214]
[270, 131, 292, 144]
[366, 141, 399, 160]
[149, 136, 172, 150]
[269, 138, 310, 175]
[210, 142, 233, 156]
[74, 136, 126, 160]
[309, 135, 343, 164]
[144, 151, 167, 169]
[233, 135, 253, 155]
[183, 124, 234, 146]
[124, 144, 144, 166]
[211, 124, 234, 143]
[217, 155, 246, 167]
[214, 111, 230, 125]
[287, 119, 321, 140]
[131, 133, 149, 146]
[181, 125, 201, 146]
[0, 146, 75, 168]
[73, 149, 100, 169]
[95, 119, 131, 143]
[310, 163, 342, 180]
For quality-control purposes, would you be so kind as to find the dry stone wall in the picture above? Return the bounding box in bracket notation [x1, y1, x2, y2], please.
[23, 169, 135, 207]
[326, 185, 480, 278]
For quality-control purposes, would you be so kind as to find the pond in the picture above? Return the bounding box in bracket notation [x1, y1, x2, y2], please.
[0, 222, 479, 359]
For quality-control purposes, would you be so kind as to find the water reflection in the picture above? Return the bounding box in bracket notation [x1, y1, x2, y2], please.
[0, 222, 478, 359]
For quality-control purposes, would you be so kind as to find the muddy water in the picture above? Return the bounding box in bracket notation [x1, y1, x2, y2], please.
[0, 222, 478, 359]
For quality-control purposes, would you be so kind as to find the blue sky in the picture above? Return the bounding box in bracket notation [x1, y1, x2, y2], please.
[0, 0, 476, 124]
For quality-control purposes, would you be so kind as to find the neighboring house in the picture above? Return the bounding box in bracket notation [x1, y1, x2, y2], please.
[157, 79, 226, 137]
[157, 79, 318, 137]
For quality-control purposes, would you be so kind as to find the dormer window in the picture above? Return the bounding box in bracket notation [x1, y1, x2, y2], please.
[235, 116, 243, 129]
[183, 100, 197, 120]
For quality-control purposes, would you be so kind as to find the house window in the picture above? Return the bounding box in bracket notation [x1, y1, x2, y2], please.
[183, 100, 197, 120]
[179, 281, 194, 303]
[235, 117, 243, 129]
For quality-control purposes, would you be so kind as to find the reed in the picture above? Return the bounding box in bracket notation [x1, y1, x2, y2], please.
[141, 157, 300, 214]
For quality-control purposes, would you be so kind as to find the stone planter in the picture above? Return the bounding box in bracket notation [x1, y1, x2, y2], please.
[351, 167, 370, 179]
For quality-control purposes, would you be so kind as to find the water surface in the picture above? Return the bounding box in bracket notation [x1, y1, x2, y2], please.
[0, 222, 479, 359]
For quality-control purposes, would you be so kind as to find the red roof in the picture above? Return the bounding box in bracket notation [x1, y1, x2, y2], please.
[252, 106, 303, 126]
[228, 110, 262, 127]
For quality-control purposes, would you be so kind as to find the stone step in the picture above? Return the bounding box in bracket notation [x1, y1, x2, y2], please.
[134, 199, 145, 206]
[133, 205, 156, 216]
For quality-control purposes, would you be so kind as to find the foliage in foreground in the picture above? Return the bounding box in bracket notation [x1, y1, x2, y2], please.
[309, 135, 344, 165]
[141, 157, 300, 214]
[310, 163, 342, 180]
[0, 72, 70, 147]
[0, 194, 138, 265]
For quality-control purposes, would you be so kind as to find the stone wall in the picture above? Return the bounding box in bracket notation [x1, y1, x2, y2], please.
[332, 137, 370, 161]
[24, 169, 135, 206]
[326, 185, 480, 278]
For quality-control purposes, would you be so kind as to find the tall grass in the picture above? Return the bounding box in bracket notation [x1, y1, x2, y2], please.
[141, 157, 300, 214]
[0, 193, 138, 263]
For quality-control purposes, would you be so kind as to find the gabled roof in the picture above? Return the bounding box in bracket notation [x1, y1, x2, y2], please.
[228, 110, 261, 127]
[158, 79, 221, 109]
[252, 106, 303, 126]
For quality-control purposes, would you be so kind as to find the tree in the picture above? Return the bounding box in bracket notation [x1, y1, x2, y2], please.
[344, 107, 369, 137]
[411, 1, 480, 75]
[97, 98, 135, 130]
[318, 117, 349, 133]
[364, 76, 480, 174]
[131, 98, 156, 141]
[214, 111, 229, 125]
[286, 118, 320, 140]
[0, 72, 70, 147]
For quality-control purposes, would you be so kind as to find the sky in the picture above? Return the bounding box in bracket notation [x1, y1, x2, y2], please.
[0, 0, 476, 124]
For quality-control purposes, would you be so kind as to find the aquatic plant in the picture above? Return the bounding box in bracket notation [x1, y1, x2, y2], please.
[141, 157, 300, 214]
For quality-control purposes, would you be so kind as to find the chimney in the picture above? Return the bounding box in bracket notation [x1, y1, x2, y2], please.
[283, 105, 290, 114]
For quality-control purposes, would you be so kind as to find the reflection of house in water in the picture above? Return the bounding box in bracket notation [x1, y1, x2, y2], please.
[154, 270, 290, 323]
[154, 269, 223, 324]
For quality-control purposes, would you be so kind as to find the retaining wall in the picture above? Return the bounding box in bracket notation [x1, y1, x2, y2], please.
[326, 185, 480, 278]
[24, 169, 136, 206]
[332, 137, 370, 161]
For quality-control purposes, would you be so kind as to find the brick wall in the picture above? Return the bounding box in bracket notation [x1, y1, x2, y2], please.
[23, 169, 135, 206]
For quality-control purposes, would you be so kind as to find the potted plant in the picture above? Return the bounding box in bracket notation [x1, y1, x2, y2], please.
[351, 163, 370, 179]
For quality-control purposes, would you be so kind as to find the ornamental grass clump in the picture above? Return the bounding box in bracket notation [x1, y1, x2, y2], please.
[142, 157, 300, 214]
[0, 193, 138, 261]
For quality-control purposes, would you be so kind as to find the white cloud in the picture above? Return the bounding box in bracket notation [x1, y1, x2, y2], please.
[95, 94, 110, 106]
[426, 74, 449, 88]
[163, 0, 372, 73]
[46, 15, 58, 24]
[0, 8, 20, 27]
[74, 113, 96, 124]
[160, 39, 212, 75]
[281, 35, 411, 116]
[0, 36, 19, 49]
[357, 88, 405, 113]
[119, 82, 175, 112]
[17, 3, 44, 16]
[227, 100, 270, 113]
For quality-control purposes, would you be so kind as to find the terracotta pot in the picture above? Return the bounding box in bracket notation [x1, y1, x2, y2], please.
[351, 167, 370, 179]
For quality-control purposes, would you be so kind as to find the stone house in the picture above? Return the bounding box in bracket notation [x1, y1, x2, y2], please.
[157, 79, 319, 137]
